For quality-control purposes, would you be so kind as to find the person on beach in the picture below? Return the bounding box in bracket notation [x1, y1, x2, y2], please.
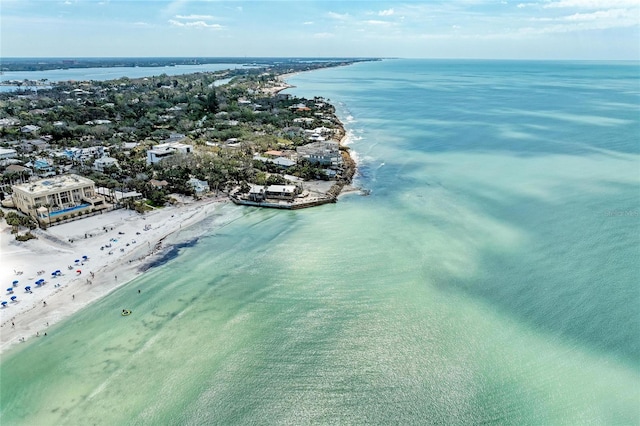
[43, 301, 46, 307]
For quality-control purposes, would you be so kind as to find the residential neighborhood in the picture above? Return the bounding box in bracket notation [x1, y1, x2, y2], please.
[0, 60, 358, 232]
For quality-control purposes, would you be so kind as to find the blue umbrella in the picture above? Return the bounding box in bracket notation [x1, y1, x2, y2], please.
[51, 272, 57, 276]
[6, 288, 13, 293]
[12, 280, 18, 285]
[10, 296, 17, 301]
[82, 255, 88, 259]
[1, 301, 7, 307]
[74, 259, 80, 263]
[25, 286, 31, 291]
[37, 279, 44, 284]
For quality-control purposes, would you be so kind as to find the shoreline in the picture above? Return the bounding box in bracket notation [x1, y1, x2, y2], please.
[0, 67, 362, 355]
[0, 195, 232, 355]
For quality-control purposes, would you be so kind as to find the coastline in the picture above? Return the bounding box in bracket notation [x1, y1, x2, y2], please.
[0, 66, 361, 355]
[0, 195, 232, 355]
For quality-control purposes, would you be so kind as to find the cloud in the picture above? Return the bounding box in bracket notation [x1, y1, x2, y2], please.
[313, 32, 334, 38]
[133, 21, 151, 27]
[327, 11, 349, 20]
[365, 20, 392, 26]
[174, 14, 217, 20]
[378, 9, 394, 16]
[543, 0, 640, 8]
[303, 21, 314, 25]
[564, 8, 630, 20]
[168, 19, 223, 29]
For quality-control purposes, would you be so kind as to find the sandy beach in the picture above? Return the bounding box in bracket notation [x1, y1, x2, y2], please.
[0, 195, 229, 354]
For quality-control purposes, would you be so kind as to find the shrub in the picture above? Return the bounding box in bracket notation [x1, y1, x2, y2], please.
[15, 232, 37, 242]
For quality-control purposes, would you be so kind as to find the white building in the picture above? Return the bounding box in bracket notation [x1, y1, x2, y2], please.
[96, 187, 142, 203]
[12, 174, 106, 221]
[0, 148, 18, 160]
[146, 141, 193, 165]
[93, 156, 120, 172]
[296, 140, 342, 168]
[20, 125, 40, 134]
[265, 184, 298, 200]
[187, 178, 210, 195]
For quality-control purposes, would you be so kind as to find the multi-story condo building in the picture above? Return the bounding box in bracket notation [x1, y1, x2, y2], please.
[12, 174, 106, 222]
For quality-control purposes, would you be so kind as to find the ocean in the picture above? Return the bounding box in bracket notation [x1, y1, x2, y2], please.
[1, 59, 638, 424]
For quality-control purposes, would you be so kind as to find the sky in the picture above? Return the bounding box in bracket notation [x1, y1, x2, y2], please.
[1, 0, 639, 60]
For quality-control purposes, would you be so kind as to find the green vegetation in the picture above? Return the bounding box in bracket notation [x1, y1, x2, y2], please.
[1, 60, 363, 206]
[4, 211, 36, 228]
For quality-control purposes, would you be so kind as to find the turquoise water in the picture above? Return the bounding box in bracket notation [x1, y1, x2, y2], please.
[48, 204, 91, 217]
[1, 60, 639, 424]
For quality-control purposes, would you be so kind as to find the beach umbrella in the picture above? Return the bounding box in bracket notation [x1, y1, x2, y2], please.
[51, 272, 57, 276]
[1, 301, 7, 307]
[76, 270, 82, 274]
[25, 286, 31, 292]
[37, 279, 44, 284]
[82, 255, 88, 260]
[6, 288, 13, 293]
[12, 280, 18, 285]
[74, 259, 80, 263]
[10, 296, 17, 301]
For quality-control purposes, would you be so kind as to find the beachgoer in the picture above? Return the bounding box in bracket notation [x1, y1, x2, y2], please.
[44, 333, 47, 336]
[72, 294, 75, 300]
[36, 332, 39, 337]
[11, 321, 15, 328]
[43, 301, 47, 307]
[138, 289, 141, 294]
[115, 275, 118, 281]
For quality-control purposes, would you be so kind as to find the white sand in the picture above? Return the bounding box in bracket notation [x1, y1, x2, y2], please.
[0, 195, 229, 354]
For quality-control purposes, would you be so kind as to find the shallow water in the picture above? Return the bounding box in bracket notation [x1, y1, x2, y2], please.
[1, 60, 638, 424]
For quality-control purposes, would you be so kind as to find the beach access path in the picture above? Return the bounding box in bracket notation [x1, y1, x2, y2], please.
[0, 195, 229, 354]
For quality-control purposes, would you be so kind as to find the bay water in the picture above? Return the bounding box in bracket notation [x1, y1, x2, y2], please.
[1, 59, 638, 424]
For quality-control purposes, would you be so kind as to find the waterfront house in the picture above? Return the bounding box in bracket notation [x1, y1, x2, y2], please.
[187, 178, 210, 195]
[146, 141, 192, 165]
[96, 187, 143, 204]
[265, 184, 298, 200]
[248, 185, 265, 202]
[296, 140, 342, 168]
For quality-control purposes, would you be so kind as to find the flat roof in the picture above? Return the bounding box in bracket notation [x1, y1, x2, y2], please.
[13, 174, 95, 195]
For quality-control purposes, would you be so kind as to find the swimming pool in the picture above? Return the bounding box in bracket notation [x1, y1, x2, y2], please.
[48, 204, 90, 217]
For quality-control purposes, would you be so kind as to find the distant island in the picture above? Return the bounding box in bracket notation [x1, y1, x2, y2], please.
[0, 59, 375, 231]
[0, 57, 380, 72]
